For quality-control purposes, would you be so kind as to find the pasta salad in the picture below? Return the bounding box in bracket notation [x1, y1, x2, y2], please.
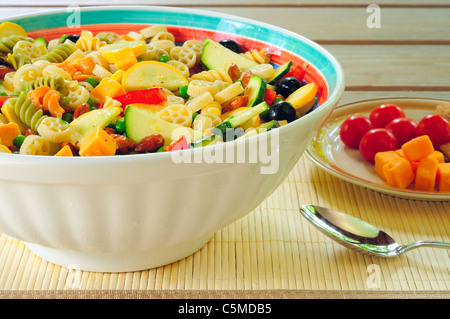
[0, 21, 319, 156]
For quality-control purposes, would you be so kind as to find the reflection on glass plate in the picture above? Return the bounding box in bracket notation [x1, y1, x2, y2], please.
[306, 97, 450, 201]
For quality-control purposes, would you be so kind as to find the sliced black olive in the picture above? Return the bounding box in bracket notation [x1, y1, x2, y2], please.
[267, 101, 297, 123]
[275, 77, 301, 99]
[219, 39, 242, 53]
[66, 34, 81, 43]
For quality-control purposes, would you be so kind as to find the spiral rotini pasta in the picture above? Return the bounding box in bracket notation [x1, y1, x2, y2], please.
[21, 75, 66, 92]
[33, 43, 76, 63]
[5, 92, 48, 132]
[6, 49, 30, 70]
[0, 35, 33, 54]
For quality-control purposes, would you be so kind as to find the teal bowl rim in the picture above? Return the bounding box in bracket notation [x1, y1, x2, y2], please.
[0, 5, 345, 165]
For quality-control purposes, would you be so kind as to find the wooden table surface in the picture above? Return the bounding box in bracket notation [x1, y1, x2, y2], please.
[0, 1, 448, 299]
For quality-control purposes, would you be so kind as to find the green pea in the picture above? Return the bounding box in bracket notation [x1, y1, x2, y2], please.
[157, 146, 165, 152]
[89, 106, 96, 111]
[178, 85, 189, 99]
[114, 118, 126, 134]
[60, 34, 68, 42]
[158, 54, 170, 63]
[62, 112, 73, 123]
[13, 135, 26, 148]
[0, 92, 8, 96]
[87, 97, 94, 108]
[85, 77, 99, 88]
[192, 112, 199, 122]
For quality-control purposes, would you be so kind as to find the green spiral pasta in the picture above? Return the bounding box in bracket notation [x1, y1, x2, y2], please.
[32, 43, 76, 63]
[22, 75, 66, 92]
[6, 49, 31, 70]
[8, 91, 48, 132]
[0, 35, 33, 55]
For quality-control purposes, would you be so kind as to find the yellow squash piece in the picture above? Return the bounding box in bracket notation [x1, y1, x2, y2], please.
[0, 21, 27, 38]
[122, 61, 189, 92]
[79, 127, 117, 156]
[0, 144, 11, 153]
[285, 83, 317, 115]
[98, 40, 146, 63]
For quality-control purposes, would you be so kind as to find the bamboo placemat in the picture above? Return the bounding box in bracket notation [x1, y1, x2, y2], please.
[0, 155, 449, 296]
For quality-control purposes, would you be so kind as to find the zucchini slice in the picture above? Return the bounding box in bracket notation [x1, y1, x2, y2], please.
[201, 38, 258, 71]
[245, 75, 267, 107]
[268, 61, 292, 85]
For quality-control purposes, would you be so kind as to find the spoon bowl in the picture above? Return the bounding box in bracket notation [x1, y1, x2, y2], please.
[299, 205, 450, 257]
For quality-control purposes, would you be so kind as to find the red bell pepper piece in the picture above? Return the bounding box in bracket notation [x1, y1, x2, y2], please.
[99, 87, 167, 110]
[164, 136, 189, 152]
[0, 96, 14, 107]
[264, 88, 277, 106]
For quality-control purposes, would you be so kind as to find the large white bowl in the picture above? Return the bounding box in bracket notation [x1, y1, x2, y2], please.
[0, 6, 344, 272]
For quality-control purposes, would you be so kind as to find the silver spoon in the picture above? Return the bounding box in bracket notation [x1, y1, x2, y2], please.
[299, 205, 450, 257]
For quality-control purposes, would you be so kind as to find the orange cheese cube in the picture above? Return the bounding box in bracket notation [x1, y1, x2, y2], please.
[436, 163, 450, 192]
[425, 150, 445, 164]
[401, 135, 434, 162]
[89, 77, 125, 105]
[374, 151, 402, 181]
[415, 156, 439, 191]
[0, 122, 21, 147]
[79, 127, 117, 156]
[383, 157, 415, 189]
[114, 49, 137, 71]
[54, 145, 73, 157]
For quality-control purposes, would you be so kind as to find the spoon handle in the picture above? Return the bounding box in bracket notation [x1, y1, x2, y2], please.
[398, 240, 450, 254]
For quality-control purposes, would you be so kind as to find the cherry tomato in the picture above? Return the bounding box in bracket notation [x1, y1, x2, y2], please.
[359, 128, 399, 163]
[385, 117, 417, 146]
[339, 115, 373, 149]
[369, 104, 405, 128]
[416, 114, 450, 148]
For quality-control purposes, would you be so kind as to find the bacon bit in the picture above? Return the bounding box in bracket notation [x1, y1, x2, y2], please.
[73, 103, 90, 120]
[24, 128, 36, 136]
[223, 95, 248, 113]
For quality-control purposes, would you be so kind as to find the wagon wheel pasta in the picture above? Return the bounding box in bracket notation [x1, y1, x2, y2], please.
[19, 135, 51, 155]
[157, 104, 193, 127]
[169, 47, 197, 69]
[37, 116, 71, 143]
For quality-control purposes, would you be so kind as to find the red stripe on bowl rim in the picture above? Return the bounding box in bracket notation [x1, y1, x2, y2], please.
[28, 23, 328, 105]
